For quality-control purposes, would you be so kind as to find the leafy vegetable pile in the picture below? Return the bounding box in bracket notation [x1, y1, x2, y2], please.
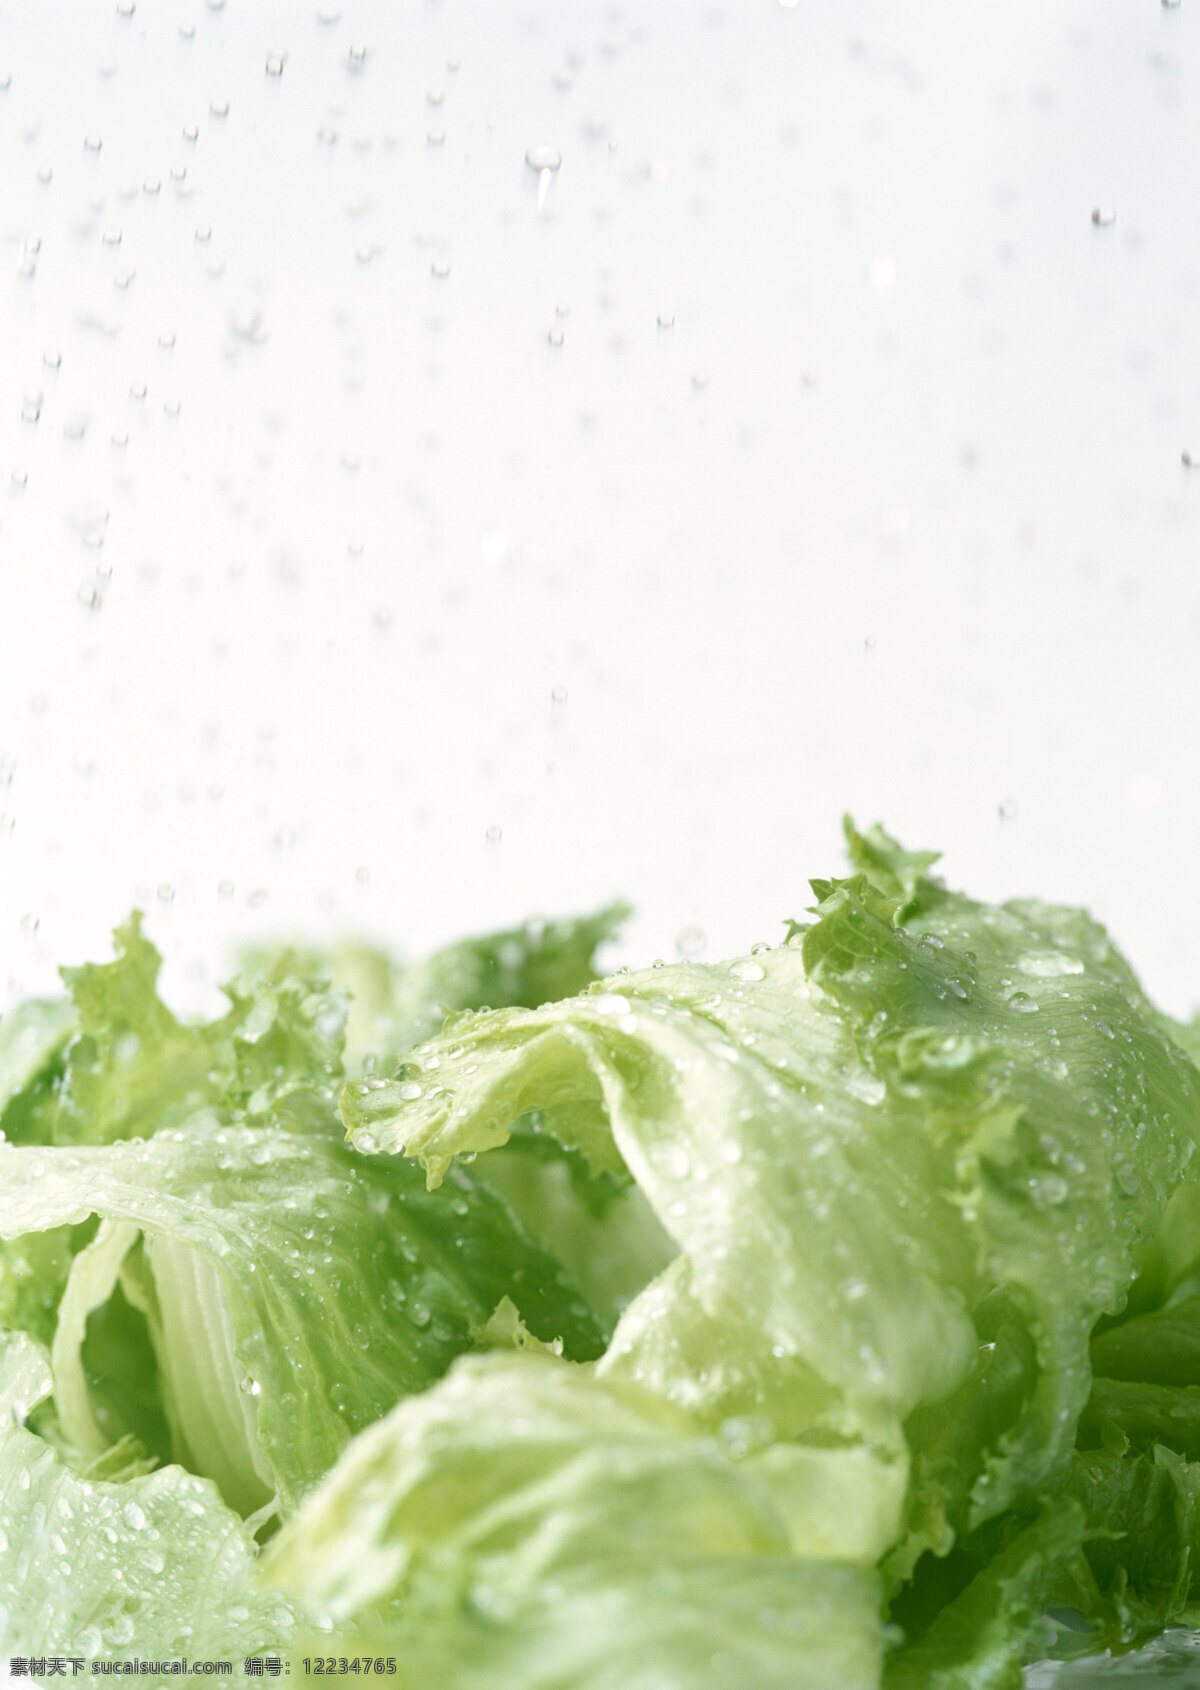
[6, 822, 1200, 1687]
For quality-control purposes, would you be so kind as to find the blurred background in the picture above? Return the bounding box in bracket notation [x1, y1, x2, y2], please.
[1, 0, 1198, 1018]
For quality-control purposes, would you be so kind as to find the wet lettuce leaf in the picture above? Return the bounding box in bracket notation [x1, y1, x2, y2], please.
[7, 838, 1200, 1686]
[251, 900, 631, 1077]
[1090, 1295, 1200, 1389]
[0, 914, 349, 1150]
[319, 900, 669, 1337]
[0, 996, 76, 1123]
[342, 820, 1200, 1558]
[0, 1117, 604, 1518]
[0, 1329, 297, 1672]
[1026, 1630, 1200, 1685]
[885, 1502, 1089, 1690]
[265, 1348, 889, 1690]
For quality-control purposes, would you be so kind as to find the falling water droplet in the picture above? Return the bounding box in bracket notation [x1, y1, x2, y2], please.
[526, 146, 562, 212]
[266, 53, 286, 77]
[1091, 205, 1115, 227]
[525, 145, 562, 172]
[486, 824, 503, 844]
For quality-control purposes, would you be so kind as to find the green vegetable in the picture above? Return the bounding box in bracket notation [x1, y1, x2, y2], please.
[0, 1328, 294, 1661]
[6, 824, 1200, 1685]
[264, 1348, 889, 1689]
[0, 1118, 603, 1519]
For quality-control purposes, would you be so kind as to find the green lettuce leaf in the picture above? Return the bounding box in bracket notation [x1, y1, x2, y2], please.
[0, 1329, 297, 1673]
[265, 1348, 888, 1690]
[333, 901, 672, 1337]
[809, 822, 1200, 1526]
[0, 1118, 604, 1518]
[1078, 1381, 1200, 1463]
[260, 901, 630, 1077]
[50, 913, 232, 1146]
[0, 928, 355, 1398]
[464, 1121, 677, 1338]
[1056, 1439, 1200, 1643]
[885, 1502, 1087, 1689]
[342, 820, 1200, 1567]
[0, 1001, 82, 1351]
[6, 834, 1200, 1689]
[1121, 1182, 1200, 1318]
[1090, 1296, 1200, 1389]
[1026, 1630, 1200, 1685]
[0, 995, 76, 1125]
[7, 914, 349, 1150]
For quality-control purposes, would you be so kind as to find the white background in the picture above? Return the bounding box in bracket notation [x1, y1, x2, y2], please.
[1, 0, 1199, 1018]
